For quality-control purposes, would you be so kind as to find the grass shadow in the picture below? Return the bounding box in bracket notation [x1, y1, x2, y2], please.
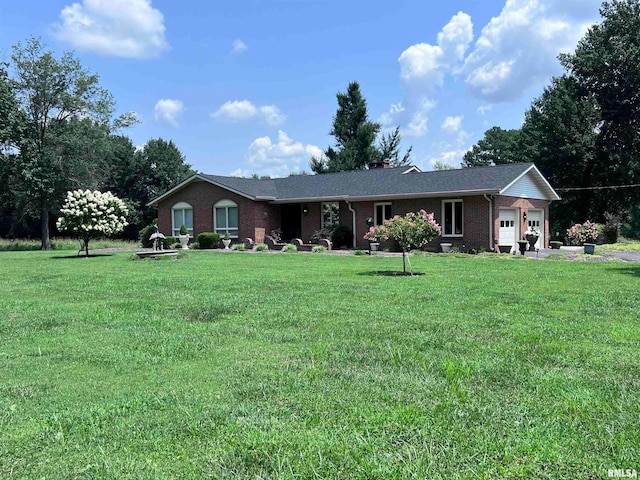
[358, 270, 425, 277]
[604, 264, 640, 277]
[51, 253, 114, 259]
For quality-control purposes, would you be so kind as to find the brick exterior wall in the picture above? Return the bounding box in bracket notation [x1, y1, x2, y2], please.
[157, 180, 279, 243]
[157, 182, 551, 251]
[493, 196, 550, 249]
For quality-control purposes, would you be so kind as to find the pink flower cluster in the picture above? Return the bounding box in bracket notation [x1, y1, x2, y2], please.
[363, 209, 441, 249]
[566, 220, 598, 245]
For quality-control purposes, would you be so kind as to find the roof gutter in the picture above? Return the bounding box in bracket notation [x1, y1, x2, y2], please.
[345, 199, 357, 249]
[269, 189, 500, 204]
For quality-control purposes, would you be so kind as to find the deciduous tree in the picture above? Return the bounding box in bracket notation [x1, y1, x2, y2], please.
[462, 126, 521, 167]
[56, 189, 128, 256]
[9, 37, 135, 249]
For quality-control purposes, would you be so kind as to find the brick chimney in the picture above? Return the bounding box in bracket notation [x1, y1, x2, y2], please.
[369, 158, 391, 169]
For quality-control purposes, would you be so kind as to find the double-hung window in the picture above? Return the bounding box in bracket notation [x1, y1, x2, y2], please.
[214, 200, 238, 238]
[374, 203, 392, 226]
[172, 202, 193, 237]
[322, 202, 340, 229]
[442, 200, 463, 236]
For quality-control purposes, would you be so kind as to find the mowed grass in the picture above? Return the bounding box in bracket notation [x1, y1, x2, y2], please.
[0, 251, 638, 479]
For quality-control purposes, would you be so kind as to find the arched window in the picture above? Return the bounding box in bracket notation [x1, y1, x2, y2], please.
[214, 200, 238, 238]
[172, 202, 193, 237]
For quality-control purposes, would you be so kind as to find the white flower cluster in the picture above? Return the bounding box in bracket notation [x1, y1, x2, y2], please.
[56, 190, 129, 238]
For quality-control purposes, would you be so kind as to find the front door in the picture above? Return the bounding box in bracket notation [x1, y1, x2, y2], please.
[280, 204, 302, 241]
[528, 210, 544, 249]
[498, 209, 517, 253]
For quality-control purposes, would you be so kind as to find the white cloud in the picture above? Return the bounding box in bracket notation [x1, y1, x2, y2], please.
[259, 105, 286, 127]
[154, 99, 183, 127]
[463, 0, 601, 103]
[390, 12, 472, 138]
[212, 100, 285, 126]
[241, 130, 321, 177]
[232, 39, 248, 54]
[53, 0, 168, 58]
[399, 12, 473, 89]
[441, 116, 463, 134]
[476, 104, 493, 116]
[212, 100, 257, 122]
[379, 103, 405, 128]
[404, 100, 436, 137]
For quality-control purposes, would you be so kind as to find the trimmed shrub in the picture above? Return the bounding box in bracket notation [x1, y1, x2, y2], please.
[282, 243, 298, 253]
[331, 225, 353, 248]
[601, 212, 620, 244]
[254, 243, 268, 252]
[550, 241, 562, 249]
[198, 232, 220, 249]
[311, 245, 327, 253]
[621, 203, 640, 239]
[139, 220, 158, 247]
[163, 236, 175, 249]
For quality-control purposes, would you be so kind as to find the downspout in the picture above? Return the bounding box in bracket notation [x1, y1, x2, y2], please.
[484, 194, 493, 251]
[345, 199, 357, 249]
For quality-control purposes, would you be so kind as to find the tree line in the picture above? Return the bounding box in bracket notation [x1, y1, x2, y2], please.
[0, 37, 193, 248]
[462, 0, 640, 237]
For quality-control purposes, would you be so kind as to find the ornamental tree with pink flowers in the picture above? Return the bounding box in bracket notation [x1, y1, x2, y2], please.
[364, 210, 441, 274]
[56, 190, 129, 256]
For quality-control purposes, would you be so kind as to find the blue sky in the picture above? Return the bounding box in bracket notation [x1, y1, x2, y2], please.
[0, 0, 603, 177]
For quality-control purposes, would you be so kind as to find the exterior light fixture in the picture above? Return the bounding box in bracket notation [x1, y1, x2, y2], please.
[302, 204, 309, 216]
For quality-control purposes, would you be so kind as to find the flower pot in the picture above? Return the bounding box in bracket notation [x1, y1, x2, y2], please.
[498, 245, 512, 254]
[369, 242, 380, 252]
[440, 243, 452, 253]
[583, 243, 595, 255]
[550, 241, 562, 250]
[178, 234, 189, 250]
[222, 239, 232, 250]
[525, 234, 539, 251]
[517, 241, 529, 255]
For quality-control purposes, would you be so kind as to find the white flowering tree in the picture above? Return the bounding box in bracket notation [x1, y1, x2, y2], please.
[365, 210, 441, 274]
[56, 190, 129, 256]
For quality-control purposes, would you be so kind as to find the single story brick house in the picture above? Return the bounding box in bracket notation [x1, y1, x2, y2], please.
[148, 162, 560, 253]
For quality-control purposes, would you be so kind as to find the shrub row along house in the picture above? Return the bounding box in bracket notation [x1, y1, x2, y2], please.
[148, 161, 560, 253]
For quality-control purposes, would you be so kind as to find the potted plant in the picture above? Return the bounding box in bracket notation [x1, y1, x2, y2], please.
[363, 224, 386, 252]
[566, 221, 598, 254]
[517, 240, 529, 255]
[178, 224, 190, 250]
[550, 241, 562, 249]
[525, 226, 540, 251]
[222, 232, 232, 250]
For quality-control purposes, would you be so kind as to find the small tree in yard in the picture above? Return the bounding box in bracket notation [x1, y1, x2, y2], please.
[56, 190, 128, 256]
[365, 210, 441, 274]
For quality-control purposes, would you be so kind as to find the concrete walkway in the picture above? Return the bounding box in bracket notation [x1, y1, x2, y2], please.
[521, 246, 640, 262]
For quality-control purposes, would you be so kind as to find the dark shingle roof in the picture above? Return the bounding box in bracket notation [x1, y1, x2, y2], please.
[203, 163, 537, 201]
[149, 162, 558, 206]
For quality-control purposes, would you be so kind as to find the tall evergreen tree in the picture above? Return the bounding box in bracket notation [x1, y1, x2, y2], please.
[378, 127, 412, 167]
[311, 82, 381, 173]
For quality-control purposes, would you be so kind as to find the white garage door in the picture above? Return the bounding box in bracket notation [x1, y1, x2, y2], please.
[499, 209, 516, 253]
[528, 210, 544, 249]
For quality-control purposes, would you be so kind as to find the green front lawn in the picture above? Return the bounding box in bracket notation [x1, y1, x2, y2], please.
[1, 251, 638, 479]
